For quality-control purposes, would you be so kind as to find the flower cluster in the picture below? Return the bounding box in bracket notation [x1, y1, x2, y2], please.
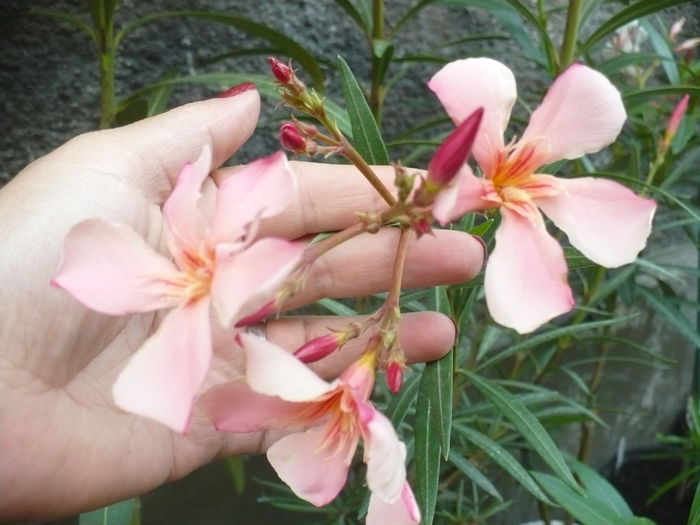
[52, 146, 303, 432]
[428, 57, 656, 333]
[52, 56, 658, 523]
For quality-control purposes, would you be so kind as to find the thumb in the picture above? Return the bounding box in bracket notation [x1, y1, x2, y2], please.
[42, 84, 261, 203]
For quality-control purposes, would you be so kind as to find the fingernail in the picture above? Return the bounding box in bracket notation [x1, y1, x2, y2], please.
[218, 82, 256, 98]
[471, 234, 488, 272]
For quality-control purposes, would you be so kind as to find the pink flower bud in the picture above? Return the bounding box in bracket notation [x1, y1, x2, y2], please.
[294, 333, 343, 363]
[663, 94, 690, 151]
[386, 361, 404, 394]
[427, 107, 484, 186]
[279, 122, 308, 153]
[412, 217, 432, 237]
[669, 17, 685, 42]
[268, 57, 293, 84]
[234, 299, 276, 328]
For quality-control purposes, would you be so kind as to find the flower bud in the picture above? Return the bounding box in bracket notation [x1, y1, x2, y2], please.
[669, 17, 685, 42]
[268, 57, 293, 84]
[427, 107, 483, 187]
[294, 333, 344, 363]
[386, 361, 404, 394]
[279, 122, 308, 153]
[663, 94, 690, 152]
[234, 299, 276, 328]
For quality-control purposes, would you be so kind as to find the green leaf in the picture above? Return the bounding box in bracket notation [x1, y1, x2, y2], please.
[425, 286, 454, 455]
[477, 317, 631, 370]
[641, 18, 679, 85]
[87, 0, 119, 30]
[579, 0, 695, 55]
[689, 481, 700, 525]
[115, 11, 324, 89]
[461, 371, 580, 492]
[625, 519, 656, 525]
[27, 9, 95, 39]
[337, 56, 389, 164]
[532, 472, 624, 525]
[315, 298, 357, 316]
[415, 368, 442, 525]
[638, 286, 700, 348]
[469, 218, 495, 237]
[332, 0, 371, 33]
[225, 457, 246, 495]
[624, 86, 700, 112]
[79, 498, 139, 525]
[117, 73, 349, 136]
[568, 458, 633, 518]
[448, 450, 503, 501]
[392, 0, 439, 35]
[453, 423, 553, 504]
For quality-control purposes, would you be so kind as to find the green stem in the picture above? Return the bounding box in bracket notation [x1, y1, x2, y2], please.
[98, 42, 117, 128]
[341, 139, 396, 206]
[312, 112, 395, 207]
[559, 0, 583, 71]
[95, 7, 117, 129]
[370, 0, 386, 120]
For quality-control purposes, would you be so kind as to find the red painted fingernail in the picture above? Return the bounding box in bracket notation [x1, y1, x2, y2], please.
[471, 234, 488, 271]
[218, 82, 256, 98]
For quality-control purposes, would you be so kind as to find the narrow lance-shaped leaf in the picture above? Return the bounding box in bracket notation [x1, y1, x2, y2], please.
[79, 498, 139, 525]
[415, 367, 442, 525]
[531, 472, 624, 525]
[337, 55, 390, 164]
[580, 0, 696, 55]
[689, 480, 700, 525]
[448, 450, 503, 501]
[638, 285, 700, 349]
[428, 285, 454, 456]
[462, 371, 580, 492]
[453, 423, 553, 504]
[115, 11, 325, 89]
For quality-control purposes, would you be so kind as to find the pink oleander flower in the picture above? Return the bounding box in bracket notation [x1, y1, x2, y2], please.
[428, 58, 656, 333]
[202, 334, 420, 525]
[52, 147, 304, 432]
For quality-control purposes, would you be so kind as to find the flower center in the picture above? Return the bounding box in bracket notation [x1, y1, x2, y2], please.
[167, 246, 216, 302]
[481, 139, 564, 220]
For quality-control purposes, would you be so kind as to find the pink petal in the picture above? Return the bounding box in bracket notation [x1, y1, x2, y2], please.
[53, 218, 179, 315]
[367, 482, 421, 525]
[200, 381, 300, 433]
[485, 208, 574, 333]
[267, 424, 350, 506]
[240, 333, 335, 402]
[363, 405, 407, 502]
[535, 177, 656, 267]
[520, 63, 626, 165]
[112, 298, 212, 433]
[211, 151, 296, 243]
[429, 58, 516, 176]
[210, 237, 304, 327]
[432, 164, 488, 225]
[162, 146, 212, 255]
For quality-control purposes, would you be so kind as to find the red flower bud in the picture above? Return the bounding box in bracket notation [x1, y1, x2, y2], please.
[279, 122, 308, 153]
[294, 333, 344, 363]
[234, 299, 276, 328]
[427, 107, 484, 186]
[268, 57, 293, 84]
[386, 361, 404, 394]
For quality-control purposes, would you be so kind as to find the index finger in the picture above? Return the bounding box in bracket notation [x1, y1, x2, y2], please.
[215, 161, 409, 239]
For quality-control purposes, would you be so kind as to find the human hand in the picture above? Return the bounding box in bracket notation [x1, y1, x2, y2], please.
[0, 86, 485, 520]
